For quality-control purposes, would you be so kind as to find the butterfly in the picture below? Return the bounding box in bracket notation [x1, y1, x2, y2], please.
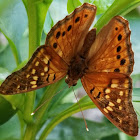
[0, 3, 138, 136]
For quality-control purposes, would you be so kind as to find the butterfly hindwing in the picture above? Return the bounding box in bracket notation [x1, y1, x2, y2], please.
[0, 46, 68, 95]
[45, 3, 96, 64]
[87, 16, 134, 75]
[81, 72, 138, 136]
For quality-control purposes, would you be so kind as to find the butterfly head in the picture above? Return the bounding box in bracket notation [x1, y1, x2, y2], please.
[65, 75, 77, 87]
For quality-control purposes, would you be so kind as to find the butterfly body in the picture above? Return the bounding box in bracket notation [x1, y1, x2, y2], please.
[65, 28, 96, 87]
[0, 3, 138, 136]
[65, 54, 87, 87]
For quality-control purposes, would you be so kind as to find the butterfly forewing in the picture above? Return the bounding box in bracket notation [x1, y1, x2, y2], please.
[46, 3, 96, 64]
[87, 16, 134, 75]
[81, 72, 138, 136]
[0, 46, 68, 95]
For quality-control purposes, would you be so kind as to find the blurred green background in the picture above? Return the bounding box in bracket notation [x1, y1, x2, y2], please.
[0, 0, 140, 140]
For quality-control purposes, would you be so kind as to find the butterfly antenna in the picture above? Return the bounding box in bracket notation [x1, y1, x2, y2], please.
[72, 87, 89, 131]
[31, 85, 68, 116]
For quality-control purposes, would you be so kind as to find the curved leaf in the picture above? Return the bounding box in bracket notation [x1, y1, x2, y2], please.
[0, 0, 28, 64]
[67, 0, 82, 13]
[47, 117, 120, 140]
[93, 0, 115, 15]
[94, 0, 140, 33]
[39, 95, 96, 139]
[0, 96, 17, 125]
[0, 115, 20, 139]
[0, 67, 10, 83]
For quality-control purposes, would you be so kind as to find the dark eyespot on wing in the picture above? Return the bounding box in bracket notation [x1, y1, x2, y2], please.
[118, 34, 122, 41]
[117, 55, 121, 59]
[114, 68, 120, 72]
[67, 25, 72, 31]
[115, 27, 118, 30]
[75, 17, 80, 23]
[53, 43, 57, 49]
[84, 14, 88, 18]
[117, 46, 121, 52]
[56, 31, 61, 39]
[62, 31, 65, 36]
[120, 59, 126, 65]
[90, 87, 95, 94]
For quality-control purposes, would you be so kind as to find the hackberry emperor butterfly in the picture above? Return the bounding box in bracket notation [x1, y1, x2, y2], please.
[0, 3, 138, 136]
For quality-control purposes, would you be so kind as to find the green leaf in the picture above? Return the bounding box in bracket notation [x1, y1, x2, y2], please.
[44, 11, 54, 34]
[83, 0, 94, 3]
[0, 44, 16, 71]
[0, 94, 25, 113]
[34, 79, 66, 125]
[119, 132, 136, 140]
[39, 95, 95, 139]
[101, 134, 120, 140]
[132, 74, 140, 87]
[0, 96, 17, 125]
[0, 67, 10, 83]
[0, 67, 25, 124]
[48, 0, 68, 24]
[0, 115, 20, 140]
[94, 0, 140, 33]
[47, 117, 120, 140]
[118, 0, 140, 16]
[0, 0, 28, 65]
[127, 14, 140, 75]
[133, 102, 140, 128]
[67, 0, 82, 14]
[93, 0, 115, 15]
[47, 80, 82, 117]
[48, 103, 74, 118]
[133, 88, 140, 102]
[22, 0, 53, 56]
[0, 34, 8, 53]
[132, 88, 140, 126]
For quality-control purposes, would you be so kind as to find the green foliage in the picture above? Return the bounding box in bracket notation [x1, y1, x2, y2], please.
[0, 0, 140, 139]
[67, 0, 82, 13]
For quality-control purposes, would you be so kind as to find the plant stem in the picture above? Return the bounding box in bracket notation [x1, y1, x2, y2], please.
[23, 123, 36, 140]
[22, 0, 53, 138]
[31, 80, 65, 137]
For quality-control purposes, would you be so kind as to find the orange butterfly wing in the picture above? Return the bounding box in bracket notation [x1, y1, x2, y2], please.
[0, 3, 96, 95]
[87, 16, 134, 74]
[45, 3, 96, 64]
[81, 16, 138, 136]
[81, 72, 138, 136]
[0, 46, 67, 95]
